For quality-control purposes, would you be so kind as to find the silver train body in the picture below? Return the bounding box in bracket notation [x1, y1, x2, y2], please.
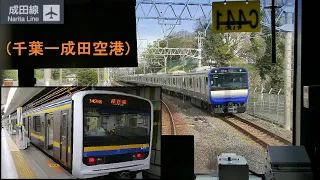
[121, 66, 249, 114]
[3, 90, 153, 179]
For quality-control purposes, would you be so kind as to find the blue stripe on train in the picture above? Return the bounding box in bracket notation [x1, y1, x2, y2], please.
[54, 146, 71, 155]
[31, 136, 44, 142]
[211, 97, 248, 104]
[31, 137, 71, 155]
[83, 147, 150, 157]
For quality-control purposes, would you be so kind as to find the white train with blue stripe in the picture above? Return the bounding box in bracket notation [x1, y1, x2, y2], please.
[121, 66, 249, 114]
[2, 90, 153, 179]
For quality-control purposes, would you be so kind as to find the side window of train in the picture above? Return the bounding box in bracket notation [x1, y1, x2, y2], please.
[23, 117, 25, 126]
[62, 113, 68, 136]
[206, 77, 208, 84]
[189, 78, 192, 88]
[173, 78, 175, 85]
[199, 77, 201, 88]
[33, 116, 41, 133]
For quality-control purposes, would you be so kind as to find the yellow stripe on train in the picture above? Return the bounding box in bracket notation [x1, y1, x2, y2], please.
[84, 143, 150, 152]
[25, 104, 71, 117]
[31, 133, 45, 141]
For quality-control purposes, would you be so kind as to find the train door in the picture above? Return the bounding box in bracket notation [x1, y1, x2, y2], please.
[45, 113, 54, 156]
[60, 111, 68, 165]
[199, 77, 202, 94]
[201, 77, 205, 95]
[205, 77, 208, 97]
[196, 77, 199, 93]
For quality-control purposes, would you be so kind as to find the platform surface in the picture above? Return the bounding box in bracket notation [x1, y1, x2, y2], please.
[1, 128, 75, 179]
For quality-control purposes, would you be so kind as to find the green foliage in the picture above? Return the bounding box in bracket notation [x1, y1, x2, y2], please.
[255, 34, 285, 89]
[74, 68, 98, 86]
[35, 69, 44, 80]
[51, 69, 69, 80]
[2, 70, 18, 81]
[168, 66, 184, 72]
[135, 64, 145, 74]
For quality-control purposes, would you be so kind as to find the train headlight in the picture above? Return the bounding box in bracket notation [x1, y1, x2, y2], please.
[96, 157, 104, 164]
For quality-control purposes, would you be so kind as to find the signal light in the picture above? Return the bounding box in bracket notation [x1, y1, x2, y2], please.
[89, 157, 95, 164]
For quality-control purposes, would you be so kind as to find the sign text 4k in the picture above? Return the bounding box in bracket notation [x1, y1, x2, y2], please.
[212, 1, 261, 33]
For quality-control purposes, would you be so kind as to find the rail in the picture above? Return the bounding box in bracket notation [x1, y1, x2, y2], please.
[162, 100, 176, 135]
[220, 115, 291, 148]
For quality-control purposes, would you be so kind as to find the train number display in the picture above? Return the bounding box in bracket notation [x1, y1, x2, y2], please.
[212, 1, 261, 33]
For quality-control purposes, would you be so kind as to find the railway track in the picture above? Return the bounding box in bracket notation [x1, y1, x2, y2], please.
[162, 100, 176, 135]
[220, 115, 291, 148]
[117, 81, 289, 145]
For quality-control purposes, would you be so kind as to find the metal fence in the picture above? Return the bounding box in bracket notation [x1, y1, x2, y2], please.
[246, 87, 293, 128]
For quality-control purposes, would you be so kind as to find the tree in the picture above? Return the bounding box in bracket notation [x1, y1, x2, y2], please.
[195, 21, 252, 67]
[255, 34, 285, 89]
[2, 70, 18, 81]
[34, 69, 44, 80]
[140, 30, 197, 73]
[75, 68, 98, 86]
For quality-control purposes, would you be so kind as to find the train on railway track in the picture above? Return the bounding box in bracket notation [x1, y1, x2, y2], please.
[3, 90, 153, 179]
[121, 66, 249, 115]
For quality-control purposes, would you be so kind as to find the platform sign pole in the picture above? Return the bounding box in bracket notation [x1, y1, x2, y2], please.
[16, 107, 27, 149]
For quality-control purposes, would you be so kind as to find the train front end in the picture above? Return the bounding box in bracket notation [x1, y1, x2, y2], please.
[72, 91, 153, 179]
[208, 67, 249, 114]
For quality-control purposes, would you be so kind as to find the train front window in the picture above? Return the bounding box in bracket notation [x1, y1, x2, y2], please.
[82, 94, 152, 148]
[83, 109, 150, 138]
[210, 72, 248, 90]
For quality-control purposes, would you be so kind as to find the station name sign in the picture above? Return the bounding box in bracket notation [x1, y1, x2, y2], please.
[1, 0, 138, 69]
[0, 0, 64, 24]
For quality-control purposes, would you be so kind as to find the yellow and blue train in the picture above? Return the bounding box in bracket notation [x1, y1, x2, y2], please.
[3, 90, 153, 179]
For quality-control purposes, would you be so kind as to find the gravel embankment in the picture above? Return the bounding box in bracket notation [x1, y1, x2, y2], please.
[163, 94, 268, 174]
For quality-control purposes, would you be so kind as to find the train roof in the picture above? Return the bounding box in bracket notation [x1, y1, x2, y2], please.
[190, 66, 211, 72]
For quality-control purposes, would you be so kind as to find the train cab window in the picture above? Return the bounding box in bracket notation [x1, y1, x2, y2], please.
[33, 116, 41, 133]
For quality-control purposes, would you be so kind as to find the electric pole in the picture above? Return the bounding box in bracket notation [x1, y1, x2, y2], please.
[284, 3, 294, 130]
[196, 31, 204, 67]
